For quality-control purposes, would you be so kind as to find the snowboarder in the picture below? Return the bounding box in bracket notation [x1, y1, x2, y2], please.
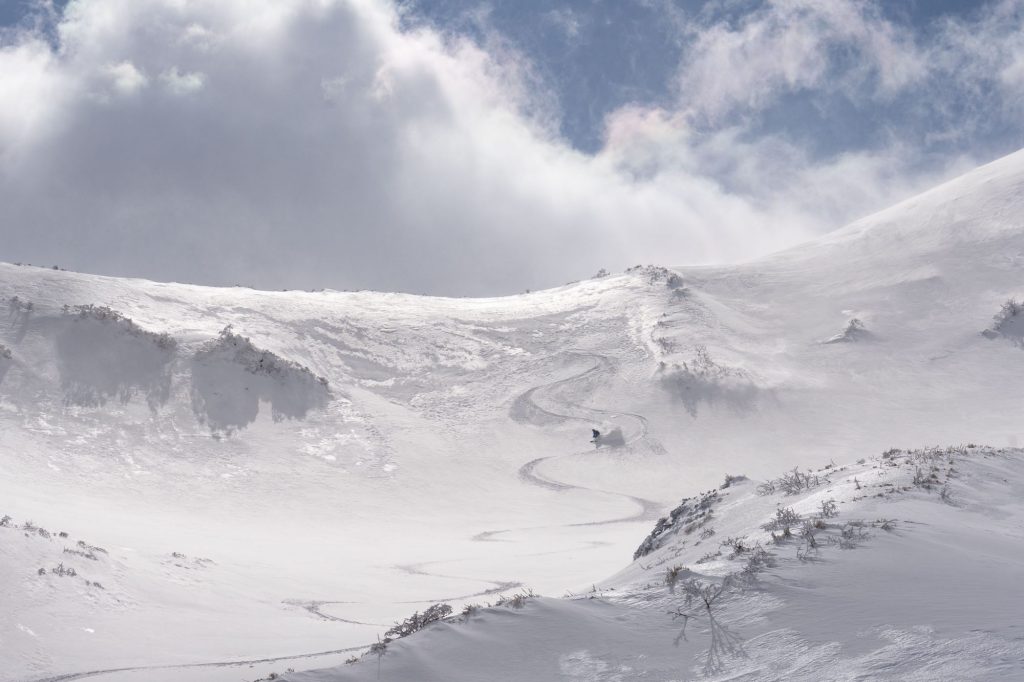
[591, 428, 601, 442]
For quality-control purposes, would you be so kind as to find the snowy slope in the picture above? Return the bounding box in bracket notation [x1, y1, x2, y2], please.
[1, 148, 1023, 681]
[283, 445, 1024, 681]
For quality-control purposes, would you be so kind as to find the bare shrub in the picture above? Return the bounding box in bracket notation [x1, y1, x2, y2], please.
[384, 603, 452, 640]
[78, 540, 107, 555]
[738, 545, 773, 583]
[819, 499, 839, 518]
[720, 474, 747, 489]
[796, 520, 821, 562]
[834, 522, 870, 550]
[761, 507, 801, 535]
[665, 565, 688, 593]
[496, 588, 536, 609]
[51, 562, 77, 577]
[669, 577, 745, 675]
[778, 467, 826, 494]
[719, 536, 749, 558]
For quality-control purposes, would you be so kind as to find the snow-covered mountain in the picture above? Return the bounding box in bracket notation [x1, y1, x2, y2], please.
[2, 149, 1023, 681]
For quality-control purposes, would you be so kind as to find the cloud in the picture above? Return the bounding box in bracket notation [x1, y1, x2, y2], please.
[160, 66, 204, 95]
[674, 0, 928, 123]
[106, 61, 147, 94]
[0, 0, 1021, 295]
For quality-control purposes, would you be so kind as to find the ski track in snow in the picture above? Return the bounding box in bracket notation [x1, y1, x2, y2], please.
[281, 600, 386, 627]
[391, 562, 523, 603]
[487, 351, 664, 539]
[286, 351, 661, 629]
[27, 645, 368, 682]
[262, 350, 655, 638]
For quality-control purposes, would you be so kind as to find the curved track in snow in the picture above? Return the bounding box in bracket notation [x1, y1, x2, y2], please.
[282, 599, 386, 627]
[481, 351, 664, 540]
[28, 645, 368, 682]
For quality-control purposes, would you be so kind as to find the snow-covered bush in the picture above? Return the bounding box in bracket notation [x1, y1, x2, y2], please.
[0, 344, 11, 360]
[7, 295, 33, 314]
[994, 298, 1022, 325]
[659, 346, 758, 417]
[720, 474, 747, 489]
[57, 304, 177, 408]
[824, 317, 869, 343]
[758, 467, 829, 496]
[384, 603, 452, 641]
[495, 589, 536, 609]
[719, 536, 750, 558]
[982, 297, 1023, 344]
[665, 565, 689, 593]
[634, 489, 719, 559]
[78, 540, 107, 555]
[761, 507, 802, 538]
[738, 545, 773, 581]
[64, 304, 177, 351]
[201, 327, 327, 386]
[190, 326, 332, 434]
[50, 562, 77, 577]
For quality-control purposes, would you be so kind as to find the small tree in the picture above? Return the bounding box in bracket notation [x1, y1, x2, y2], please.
[669, 576, 745, 675]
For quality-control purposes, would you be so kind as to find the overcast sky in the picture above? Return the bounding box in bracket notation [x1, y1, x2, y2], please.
[1, 0, 1022, 295]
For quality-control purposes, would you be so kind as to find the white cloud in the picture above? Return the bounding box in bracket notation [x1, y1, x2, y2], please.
[674, 0, 928, 123]
[0, 0, 1021, 294]
[0, 37, 71, 158]
[161, 67, 205, 95]
[106, 60, 147, 94]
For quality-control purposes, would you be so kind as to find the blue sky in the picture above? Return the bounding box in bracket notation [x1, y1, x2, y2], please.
[0, 1, 1021, 294]
[402, 1, 998, 154]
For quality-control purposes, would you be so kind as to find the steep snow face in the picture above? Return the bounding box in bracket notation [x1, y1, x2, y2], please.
[1, 149, 1023, 681]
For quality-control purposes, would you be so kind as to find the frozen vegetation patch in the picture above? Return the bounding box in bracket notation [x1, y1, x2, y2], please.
[982, 297, 1023, 345]
[755, 466, 831, 496]
[634, 488, 720, 559]
[190, 326, 331, 436]
[56, 304, 177, 409]
[4, 295, 33, 344]
[63, 304, 177, 350]
[658, 346, 758, 417]
[626, 265, 687, 296]
[824, 317, 871, 343]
